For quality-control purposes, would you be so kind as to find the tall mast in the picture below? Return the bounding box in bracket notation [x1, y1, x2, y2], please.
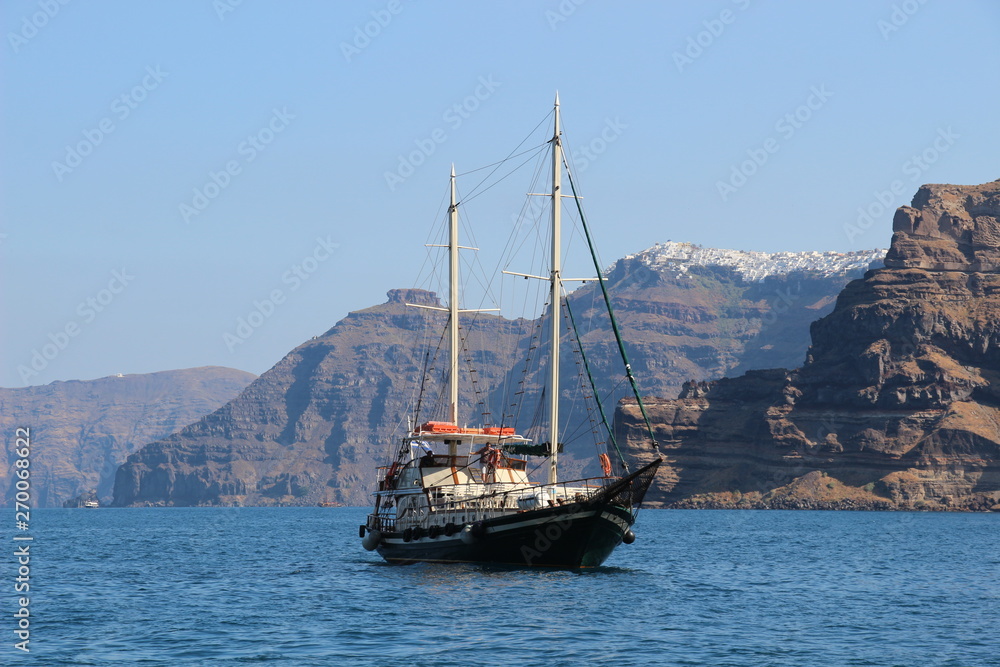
[548, 93, 562, 485]
[448, 164, 460, 427]
[409, 167, 498, 439]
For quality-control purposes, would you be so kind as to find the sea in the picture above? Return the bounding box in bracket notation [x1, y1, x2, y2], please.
[3, 507, 997, 666]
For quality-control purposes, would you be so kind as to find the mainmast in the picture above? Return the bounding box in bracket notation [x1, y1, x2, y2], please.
[448, 164, 460, 427]
[548, 93, 562, 486]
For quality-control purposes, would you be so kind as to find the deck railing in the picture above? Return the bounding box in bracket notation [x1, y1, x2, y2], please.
[367, 476, 616, 532]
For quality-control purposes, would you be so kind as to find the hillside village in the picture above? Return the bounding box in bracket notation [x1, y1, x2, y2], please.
[616, 241, 887, 282]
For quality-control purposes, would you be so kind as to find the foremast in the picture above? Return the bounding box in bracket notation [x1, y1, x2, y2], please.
[407, 164, 495, 457]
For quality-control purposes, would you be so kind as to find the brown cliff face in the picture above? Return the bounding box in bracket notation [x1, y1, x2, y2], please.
[619, 180, 1000, 511]
[500, 256, 878, 449]
[568, 253, 880, 400]
[112, 290, 527, 506]
[113, 254, 876, 506]
[0, 367, 256, 507]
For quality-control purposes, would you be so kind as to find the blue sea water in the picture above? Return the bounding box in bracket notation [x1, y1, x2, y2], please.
[1, 507, 997, 666]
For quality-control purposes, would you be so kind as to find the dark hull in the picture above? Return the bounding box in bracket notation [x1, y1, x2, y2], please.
[372, 459, 661, 568]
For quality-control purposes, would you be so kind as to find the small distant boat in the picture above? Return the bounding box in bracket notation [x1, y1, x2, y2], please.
[360, 95, 662, 568]
[84, 500, 99, 508]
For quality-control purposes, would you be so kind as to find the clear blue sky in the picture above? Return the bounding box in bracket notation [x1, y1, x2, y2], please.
[2, 0, 998, 387]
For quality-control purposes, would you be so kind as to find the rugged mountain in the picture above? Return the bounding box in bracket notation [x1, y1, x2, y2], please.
[113, 243, 881, 507]
[618, 180, 1000, 511]
[497, 246, 883, 476]
[112, 289, 527, 506]
[567, 245, 884, 400]
[0, 367, 256, 507]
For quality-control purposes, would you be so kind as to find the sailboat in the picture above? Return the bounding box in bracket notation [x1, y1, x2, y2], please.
[360, 96, 662, 568]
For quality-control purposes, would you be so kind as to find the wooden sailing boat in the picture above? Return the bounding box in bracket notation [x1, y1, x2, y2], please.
[360, 96, 661, 567]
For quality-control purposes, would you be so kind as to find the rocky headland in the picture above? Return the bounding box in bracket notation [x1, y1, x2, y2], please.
[0, 367, 256, 507]
[618, 180, 1000, 511]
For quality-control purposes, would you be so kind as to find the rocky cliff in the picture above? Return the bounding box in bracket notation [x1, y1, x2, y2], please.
[112, 249, 875, 506]
[112, 290, 527, 506]
[0, 367, 255, 507]
[495, 250, 880, 480]
[618, 180, 1000, 511]
[565, 252, 880, 401]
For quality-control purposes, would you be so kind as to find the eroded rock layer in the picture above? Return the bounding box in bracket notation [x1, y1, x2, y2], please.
[112, 257, 871, 506]
[619, 180, 1000, 511]
[113, 290, 527, 506]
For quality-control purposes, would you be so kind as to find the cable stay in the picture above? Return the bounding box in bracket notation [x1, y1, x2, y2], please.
[561, 154, 660, 453]
[563, 294, 630, 474]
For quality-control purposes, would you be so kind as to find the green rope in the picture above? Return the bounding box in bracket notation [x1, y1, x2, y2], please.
[563, 295, 630, 473]
[561, 157, 659, 451]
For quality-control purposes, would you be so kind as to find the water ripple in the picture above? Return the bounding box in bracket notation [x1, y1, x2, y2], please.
[3, 507, 997, 665]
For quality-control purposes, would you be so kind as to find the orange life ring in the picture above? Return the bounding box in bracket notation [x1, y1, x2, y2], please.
[599, 453, 612, 477]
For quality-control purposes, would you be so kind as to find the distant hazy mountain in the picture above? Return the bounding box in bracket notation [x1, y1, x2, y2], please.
[0, 367, 256, 507]
[114, 243, 883, 507]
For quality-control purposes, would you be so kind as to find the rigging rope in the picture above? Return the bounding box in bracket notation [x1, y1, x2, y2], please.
[458, 146, 549, 207]
[561, 154, 660, 452]
[563, 294, 630, 473]
[413, 320, 450, 427]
